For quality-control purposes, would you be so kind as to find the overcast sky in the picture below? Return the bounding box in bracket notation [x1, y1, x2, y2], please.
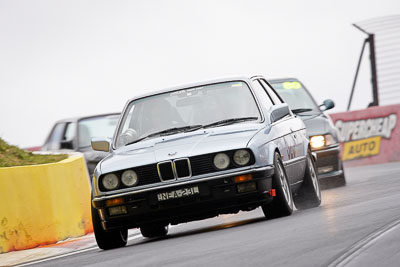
[1, 0, 399, 147]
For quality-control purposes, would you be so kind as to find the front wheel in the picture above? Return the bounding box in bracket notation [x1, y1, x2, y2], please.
[261, 152, 294, 219]
[91, 206, 128, 250]
[294, 150, 321, 209]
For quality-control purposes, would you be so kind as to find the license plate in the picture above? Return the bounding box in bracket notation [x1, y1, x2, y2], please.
[157, 186, 199, 202]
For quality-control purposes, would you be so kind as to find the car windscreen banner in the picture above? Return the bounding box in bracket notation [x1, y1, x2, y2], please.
[329, 104, 400, 167]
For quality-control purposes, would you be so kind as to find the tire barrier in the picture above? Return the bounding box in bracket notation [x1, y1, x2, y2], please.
[0, 155, 93, 253]
[330, 104, 400, 167]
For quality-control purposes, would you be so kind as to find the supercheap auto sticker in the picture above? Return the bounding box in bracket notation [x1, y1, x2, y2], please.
[334, 114, 397, 161]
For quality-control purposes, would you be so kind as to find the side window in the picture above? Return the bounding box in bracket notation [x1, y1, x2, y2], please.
[251, 80, 273, 110]
[260, 79, 283, 104]
[63, 122, 76, 141]
[46, 123, 65, 150]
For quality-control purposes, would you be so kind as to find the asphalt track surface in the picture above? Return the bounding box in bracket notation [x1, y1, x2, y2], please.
[28, 162, 400, 267]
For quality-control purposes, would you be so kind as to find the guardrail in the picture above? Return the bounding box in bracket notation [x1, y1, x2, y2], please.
[330, 103, 400, 167]
[0, 155, 93, 253]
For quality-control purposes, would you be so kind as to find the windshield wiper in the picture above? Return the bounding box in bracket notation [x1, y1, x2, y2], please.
[124, 118, 257, 146]
[124, 125, 203, 146]
[147, 125, 203, 137]
[203, 117, 258, 128]
[291, 108, 314, 114]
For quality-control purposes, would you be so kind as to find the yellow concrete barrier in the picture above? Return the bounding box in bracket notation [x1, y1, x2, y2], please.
[0, 155, 93, 253]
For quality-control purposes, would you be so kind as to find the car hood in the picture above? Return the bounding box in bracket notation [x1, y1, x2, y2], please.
[301, 114, 331, 137]
[99, 123, 263, 174]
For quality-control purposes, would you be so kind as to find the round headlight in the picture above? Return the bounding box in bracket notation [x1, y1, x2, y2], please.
[102, 173, 119, 190]
[233, 149, 251, 166]
[121, 170, 138, 187]
[213, 153, 230, 170]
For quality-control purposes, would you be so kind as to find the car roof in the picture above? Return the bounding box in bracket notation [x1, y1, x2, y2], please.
[267, 77, 300, 84]
[55, 112, 120, 123]
[126, 75, 264, 102]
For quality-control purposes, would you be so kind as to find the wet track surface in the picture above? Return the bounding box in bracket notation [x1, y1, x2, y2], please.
[29, 162, 400, 267]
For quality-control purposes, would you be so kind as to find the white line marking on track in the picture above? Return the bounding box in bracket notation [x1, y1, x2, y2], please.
[327, 217, 400, 267]
[15, 233, 143, 267]
[13, 225, 177, 266]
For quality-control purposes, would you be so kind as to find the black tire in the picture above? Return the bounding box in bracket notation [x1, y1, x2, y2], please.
[294, 150, 322, 209]
[140, 223, 169, 238]
[91, 206, 128, 250]
[261, 152, 294, 219]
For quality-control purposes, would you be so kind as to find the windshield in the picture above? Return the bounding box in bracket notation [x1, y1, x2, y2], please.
[270, 81, 321, 115]
[78, 114, 120, 148]
[114, 81, 261, 148]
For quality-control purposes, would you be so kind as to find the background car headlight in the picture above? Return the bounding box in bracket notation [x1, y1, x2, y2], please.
[310, 134, 336, 149]
[233, 149, 251, 166]
[324, 134, 336, 146]
[102, 173, 119, 190]
[213, 153, 230, 170]
[121, 170, 138, 187]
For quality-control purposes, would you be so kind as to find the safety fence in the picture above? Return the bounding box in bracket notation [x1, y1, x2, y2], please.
[0, 155, 93, 253]
[354, 15, 400, 106]
[330, 104, 400, 167]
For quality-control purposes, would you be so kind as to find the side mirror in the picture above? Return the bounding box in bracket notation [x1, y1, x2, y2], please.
[60, 139, 74, 150]
[320, 99, 335, 111]
[91, 137, 111, 152]
[270, 103, 291, 123]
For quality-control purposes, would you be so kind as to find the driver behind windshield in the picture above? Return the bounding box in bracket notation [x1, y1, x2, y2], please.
[116, 81, 260, 148]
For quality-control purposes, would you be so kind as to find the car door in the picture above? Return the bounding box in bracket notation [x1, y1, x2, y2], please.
[259, 78, 306, 185]
[261, 79, 307, 156]
[251, 79, 296, 182]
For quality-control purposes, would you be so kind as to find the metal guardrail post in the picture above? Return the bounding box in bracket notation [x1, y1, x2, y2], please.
[349, 24, 380, 110]
[368, 34, 379, 106]
[347, 39, 368, 111]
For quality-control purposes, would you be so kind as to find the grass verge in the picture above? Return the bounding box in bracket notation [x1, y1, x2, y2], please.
[0, 138, 68, 167]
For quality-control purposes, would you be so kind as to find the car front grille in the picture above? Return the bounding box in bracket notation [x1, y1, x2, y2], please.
[174, 158, 191, 178]
[157, 161, 175, 181]
[190, 154, 215, 176]
[157, 158, 192, 181]
[135, 164, 160, 186]
[134, 150, 254, 187]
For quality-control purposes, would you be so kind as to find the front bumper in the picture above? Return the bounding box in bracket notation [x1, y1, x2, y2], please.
[313, 145, 343, 179]
[92, 166, 274, 230]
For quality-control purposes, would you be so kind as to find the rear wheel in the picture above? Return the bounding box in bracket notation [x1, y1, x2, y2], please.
[91, 206, 128, 250]
[294, 150, 321, 209]
[261, 152, 294, 219]
[140, 223, 169, 238]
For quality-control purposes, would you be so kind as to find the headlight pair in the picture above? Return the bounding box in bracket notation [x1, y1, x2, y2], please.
[102, 170, 138, 191]
[310, 134, 336, 149]
[213, 149, 252, 170]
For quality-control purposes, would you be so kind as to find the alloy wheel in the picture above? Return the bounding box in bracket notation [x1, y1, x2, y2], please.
[278, 162, 293, 208]
[308, 156, 321, 200]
